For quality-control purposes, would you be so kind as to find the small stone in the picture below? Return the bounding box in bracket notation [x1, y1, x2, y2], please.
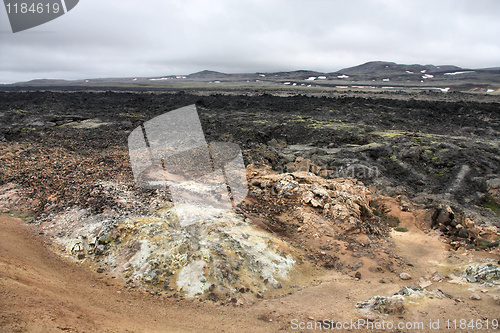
[311, 187, 329, 197]
[399, 272, 412, 280]
[77, 253, 85, 260]
[458, 228, 469, 239]
[302, 191, 314, 204]
[418, 277, 432, 289]
[470, 293, 482, 300]
[355, 271, 361, 279]
[94, 245, 105, 255]
[430, 271, 444, 282]
[268, 138, 279, 147]
[310, 198, 322, 208]
[256, 293, 264, 299]
[308, 316, 315, 321]
[97, 267, 105, 273]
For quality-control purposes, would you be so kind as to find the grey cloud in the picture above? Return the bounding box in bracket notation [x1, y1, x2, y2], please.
[1, 0, 499, 83]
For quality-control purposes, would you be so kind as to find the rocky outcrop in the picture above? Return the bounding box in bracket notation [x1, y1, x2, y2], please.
[465, 263, 500, 283]
[432, 204, 500, 250]
[43, 203, 305, 301]
[247, 167, 386, 237]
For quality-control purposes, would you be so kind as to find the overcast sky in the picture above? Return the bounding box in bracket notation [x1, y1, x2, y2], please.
[1, 0, 499, 83]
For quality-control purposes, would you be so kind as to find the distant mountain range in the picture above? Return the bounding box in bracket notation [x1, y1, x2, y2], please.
[339, 61, 462, 75]
[3, 61, 499, 93]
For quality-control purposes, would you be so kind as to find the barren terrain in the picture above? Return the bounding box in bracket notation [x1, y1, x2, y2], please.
[1, 89, 500, 332]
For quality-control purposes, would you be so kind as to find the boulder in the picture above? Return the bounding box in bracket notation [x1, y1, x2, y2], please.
[357, 295, 405, 315]
[285, 162, 297, 173]
[487, 178, 500, 190]
[435, 205, 454, 225]
[296, 158, 311, 172]
[310, 164, 321, 175]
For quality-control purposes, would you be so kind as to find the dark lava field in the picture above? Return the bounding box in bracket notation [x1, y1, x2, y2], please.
[0, 90, 500, 255]
[1, 90, 499, 225]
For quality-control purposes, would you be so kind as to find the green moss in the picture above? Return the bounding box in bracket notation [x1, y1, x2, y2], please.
[386, 216, 401, 228]
[394, 227, 408, 232]
[431, 168, 448, 178]
[483, 194, 500, 215]
[372, 130, 405, 138]
[421, 149, 434, 160]
[290, 115, 306, 122]
[60, 119, 109, 129]
[119, 113, 145, 118]
[376, 211, 400, 227]
[477, 238, 492, 250]
[308, 121, 357, 131]
[389, 154, 406, 167]
[3, 210, 33, 222]
[238, 127, 253, 133]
